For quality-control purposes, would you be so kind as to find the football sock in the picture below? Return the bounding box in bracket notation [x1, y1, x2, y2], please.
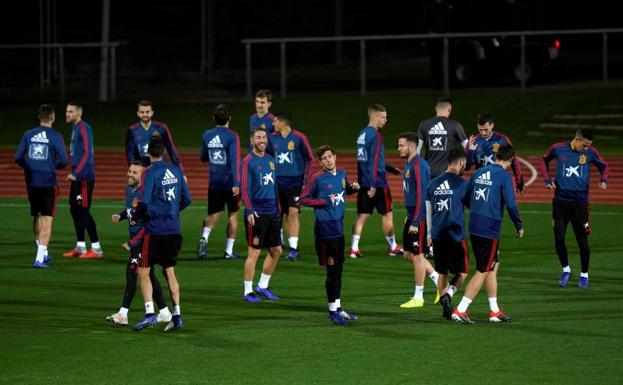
[258, 273, 271, 289]
[225, 238, 235, 255]
[328, 302, 338, 312]
[173, 305, 181, 316]
[351, 235, 360, 251]
[428, 271, 440, 287]
[91, 241, 101, 250]
[201, 226, 212, 240]
[580, 272, 589, 278]
[144, 301, 155, 314]
[457, 297, 472, 313]
[385, 235, 397, 249]
[414, 285, 424, 301]
[288, 237, 299, 250]
[488, 297, 500, 312]
[447, 285, 457, 297]
[36, 240, 40, 246]
[159, 307, 171, 316]
[335, 299, 341, 309]
[36, 245, 47, 263]
[280, 229, 284, 245]
[562, 265, 571, 273]
[244, 280, 253, 295]
[118, 307, 129, 317]
[77, 241, 87, 249]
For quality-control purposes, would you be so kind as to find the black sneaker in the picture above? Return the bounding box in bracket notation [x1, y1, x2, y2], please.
[440, 293, 453, 320]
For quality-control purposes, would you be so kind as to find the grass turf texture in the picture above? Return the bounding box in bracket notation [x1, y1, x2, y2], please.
[1, 85, 623, 156]
[0, 198, 622, 384]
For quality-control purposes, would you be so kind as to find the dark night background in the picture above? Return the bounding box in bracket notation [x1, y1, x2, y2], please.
[0, 0, 621, 101]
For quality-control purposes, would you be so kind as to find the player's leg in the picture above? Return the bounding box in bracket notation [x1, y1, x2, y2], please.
[243, 214, 263, 301]
[553, 199, 572, 286]
[108, 254, 139, 326]
[255, 214, 283, 300]
[570, 201, 591, 288]
[223, 192, 241, 259]
[64, 181, 87, 256]
[285, 206, 300, 260]
[132, 235, 159, 330]
[378, 187, 401, 255]
[350, 189, 372, 258]
[79, 181, 103, 258]
[150, 267, 172, 322]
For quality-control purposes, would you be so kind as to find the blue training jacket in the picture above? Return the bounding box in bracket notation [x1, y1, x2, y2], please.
[125, 121, 185, 171]
[118, 186, 148, 249]
[403, 155, 430, 227]
[426, 172, 469, 242]
[200, 125, 241, 189]
[70, 120, 96, 181]
[356, 125, 387, 188]
[14, 125, 67, 187]
[248, 112, 274, 153]
[267, 129, 314, 189]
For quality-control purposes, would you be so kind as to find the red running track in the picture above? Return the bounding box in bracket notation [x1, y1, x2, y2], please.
[1, 150, 620, 204]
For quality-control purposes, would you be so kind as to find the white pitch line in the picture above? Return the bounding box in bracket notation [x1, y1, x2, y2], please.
[518, 156, 538, 187]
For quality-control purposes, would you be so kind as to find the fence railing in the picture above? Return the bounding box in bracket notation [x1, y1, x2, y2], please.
[242, 28, 623, 99]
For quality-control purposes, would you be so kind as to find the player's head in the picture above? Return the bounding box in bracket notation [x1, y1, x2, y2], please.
[213, 104, 231, 126]
[317, 144, 336, 171]
[477, 112, 495, 139]
[255, 89, 273, 115]
[65, 101, 83, 124]
[495, 144, 515, 169]
[38, 104, 55, 124]
[573, 128, 593, 151]
[127, 161, 144, 188]
[251, 127, 268, 154]
[273, 111, 292, 132]
[148, 131, 165, 159]
[447, 145, 467, 175]
[368, 104, 387, 129]
[137, 100, 154, 124]
[397, 132, 419, 158]
[435, 96, 452, 116]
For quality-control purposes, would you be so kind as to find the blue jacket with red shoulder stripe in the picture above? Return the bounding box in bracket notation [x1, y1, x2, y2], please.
[267, 129, 314, 189]
[125, 121, 184, 172]
[70, 120, 95, 181]
[356, 126, 387, 188]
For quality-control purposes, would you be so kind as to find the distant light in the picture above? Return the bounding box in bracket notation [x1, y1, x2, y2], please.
[553, 40, 561, 49]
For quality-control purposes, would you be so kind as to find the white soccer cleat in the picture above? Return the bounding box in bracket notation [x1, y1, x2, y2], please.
[157, 311, 172, 323]
[106, 312, 128, 326]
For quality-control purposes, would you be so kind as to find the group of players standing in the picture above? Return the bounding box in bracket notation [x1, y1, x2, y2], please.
[14, 91, 609, 329]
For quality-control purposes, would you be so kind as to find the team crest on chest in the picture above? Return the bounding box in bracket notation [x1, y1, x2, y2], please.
[405, 169, 411, 178]
[269, 161, 275, 170]
[342, 179, 346, 188]
[578, 155, 587, 164]
[131, 198, 139, 207]
[492, 143, 500, 153]
[287, 141, 295, 150]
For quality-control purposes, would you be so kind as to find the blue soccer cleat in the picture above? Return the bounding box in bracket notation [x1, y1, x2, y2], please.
[163, 315, 184, 332]
[255, 286, 280, 300]
[337, 307, 358, 321]
[131, 314, 157, 331]
[33, 260, 50, 269]
[558, 272, 571, 287]
[576, 276, 589, 288]
[328, 311, 348, 326]
[286, 248, 299, 261]
[197, 237, 207, 260]
[243, 292, 262, 303]
[223, 251, 241, 260]
[43, 254, 53, 263]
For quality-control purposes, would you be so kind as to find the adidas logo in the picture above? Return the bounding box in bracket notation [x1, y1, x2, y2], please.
[208, 135, 224, 148]
[31, 131, 49, 143]
[434, 180, 454, 195]
[161, 168, 179, 186]
[428, 122, 447, 135]
[475, 170, 493, 186]
[357, 132, 366, 145]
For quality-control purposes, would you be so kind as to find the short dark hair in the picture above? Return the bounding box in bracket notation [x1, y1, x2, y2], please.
[149, 132, 164, 158]
[67, 101, 83, 111]
[251, 126, 266, 137]
[447, 145, 467, 164]
[398, 132, 419, 144]
[368, 104, 386, 116]
[436, 96, 453, 107]
[496, 144, 515, 161]
[477, 112, 494, 126]
[38, 104, 55, 121]
[132, 160, 147, 167]
[138, 100, 152, 108]
[274, 111, 292, 126]
[256, 89, 273, 102]
[213, 104, 231, 125]
[576, 128, 593, 141]
[316, 145, 335, 159]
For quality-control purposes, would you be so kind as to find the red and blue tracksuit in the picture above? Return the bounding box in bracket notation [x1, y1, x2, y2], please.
[267, 129, 314, 189]
[200, 125, 241, 189]
[14, 125, 67, 187]
[70, 120, 95, 181]
[125, 121, 184, 171]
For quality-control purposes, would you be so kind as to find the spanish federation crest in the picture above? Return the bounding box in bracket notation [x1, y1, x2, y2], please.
[253, 236, 260, 246]
[131, 198, 139, 208]
[288, 140, 295, 150]
[405, 169, 411, 178]
[327, 257, 335, 266]
[342, 178, 346, 188]
[269, 161, 275, 170]
[492, 143, 500, 153]
[579, 155, 587, 164]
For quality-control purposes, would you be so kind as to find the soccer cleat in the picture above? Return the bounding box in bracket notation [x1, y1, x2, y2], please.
[63, 247, 86, 257]
[131, 314, 157, 331]
[388, 245, 403, 256]
[440, 293, 453, 320]
[576, 276, 589, 288]
[243, 292, 262, 303]
[400, 298, 424, 308]
[337, 307, 358, 321]
[33, 260, 50, 269]
[286, 248, 299, 261]
[79, 248, 103, 259]
[328, 310, 348, 326]
[255, 286, 280, 300]
[106, 312, 128, 326]
[558, 272, 571, 287]
[434, 290, 440, 304]
[451, 309, 475, 324]
[223, 251, 240, 260]
[349, 249, 364, 259]
[163, 315, 183, 332]
[489, 310, 512, 323]
[197, 237, 207, 260]
[157, 311, 172, 323]
[43, 254, 53, 263]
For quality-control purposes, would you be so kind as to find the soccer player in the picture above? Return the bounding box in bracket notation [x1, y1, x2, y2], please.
[417, 96, 468, 178]
[62, 101, 104, 259]
[248, 89, 275, 153]
[350, 104, 402, 258]
[466, 112, 526, 193]
[452, 145, 524, 324]
[396, 133, 440, 308]
[299, 145, 360, 326]
[240, 127, 283, 303]
[267, 111, 314, 260]
[106, 162, 172, 326]
[125, 100, 185, 173]
[14, 104, 67, 269]
[197, 104, 242, 260]
[426, 146, 470, 319]
[132, 134, 191, 332]
[540, 128, 608, 288]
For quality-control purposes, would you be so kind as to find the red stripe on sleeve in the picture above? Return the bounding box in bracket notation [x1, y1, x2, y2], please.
[162, 123, 184, 172]
[241, 155, 253, 210]
[372, 132, 382, 186]
[73, 122, 90, 176]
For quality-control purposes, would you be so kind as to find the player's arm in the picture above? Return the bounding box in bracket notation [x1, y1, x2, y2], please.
[425, 200, 433, 244]
[54, 132, 68, 169]
[416, 122, 425, 155]
[161, 124, 185, 172]
[540, 145, 557, 189]
[140, 170, 154, 211]
[232, 132, 241, 192]
[590, 148, 609, 189]
[200, 133, 209, 163]
[503, 175, 524, 235]
[179, 175, 192, 211]
[300, 133, 315, 186]
[411, 164, 424, 228]
[240, 157, 255, 217]
[370, 132, 381, 187]
[465, 135, 478, 170]
[502, 135, 525, 192]
[299, 174, 327, 207]
[345, 172, 360, 195]
[125, 127, 137, 165]
[127, 227, 145, 248]
[14, 135, 27, 168]
[385, 164, 401, 175]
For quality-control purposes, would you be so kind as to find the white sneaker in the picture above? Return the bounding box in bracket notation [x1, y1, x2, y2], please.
[157, 311, 172, 323]
[106, 312, 128, 325]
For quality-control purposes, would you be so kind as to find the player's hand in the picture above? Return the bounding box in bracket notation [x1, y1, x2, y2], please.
[516, 182, 527, 195]
[111, 214, 121, 223]
[329, 194, 336, 204]
[408, 225, 418, 234]
[351, 182, 360, 191]
[232, 187, 240, 196]
[121, 242, 130, 251]
[468, 135, 478, 150]
[367, 187, 376, 198]
[66, 173, 76, 181]
[598, 182, 607, 190]
[516, 228, 525, 238]
[183, 175, 188, 183]
[545, 182, 556, 190]
[247, 211, 258, 226]
[427, 237, 433, 247]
